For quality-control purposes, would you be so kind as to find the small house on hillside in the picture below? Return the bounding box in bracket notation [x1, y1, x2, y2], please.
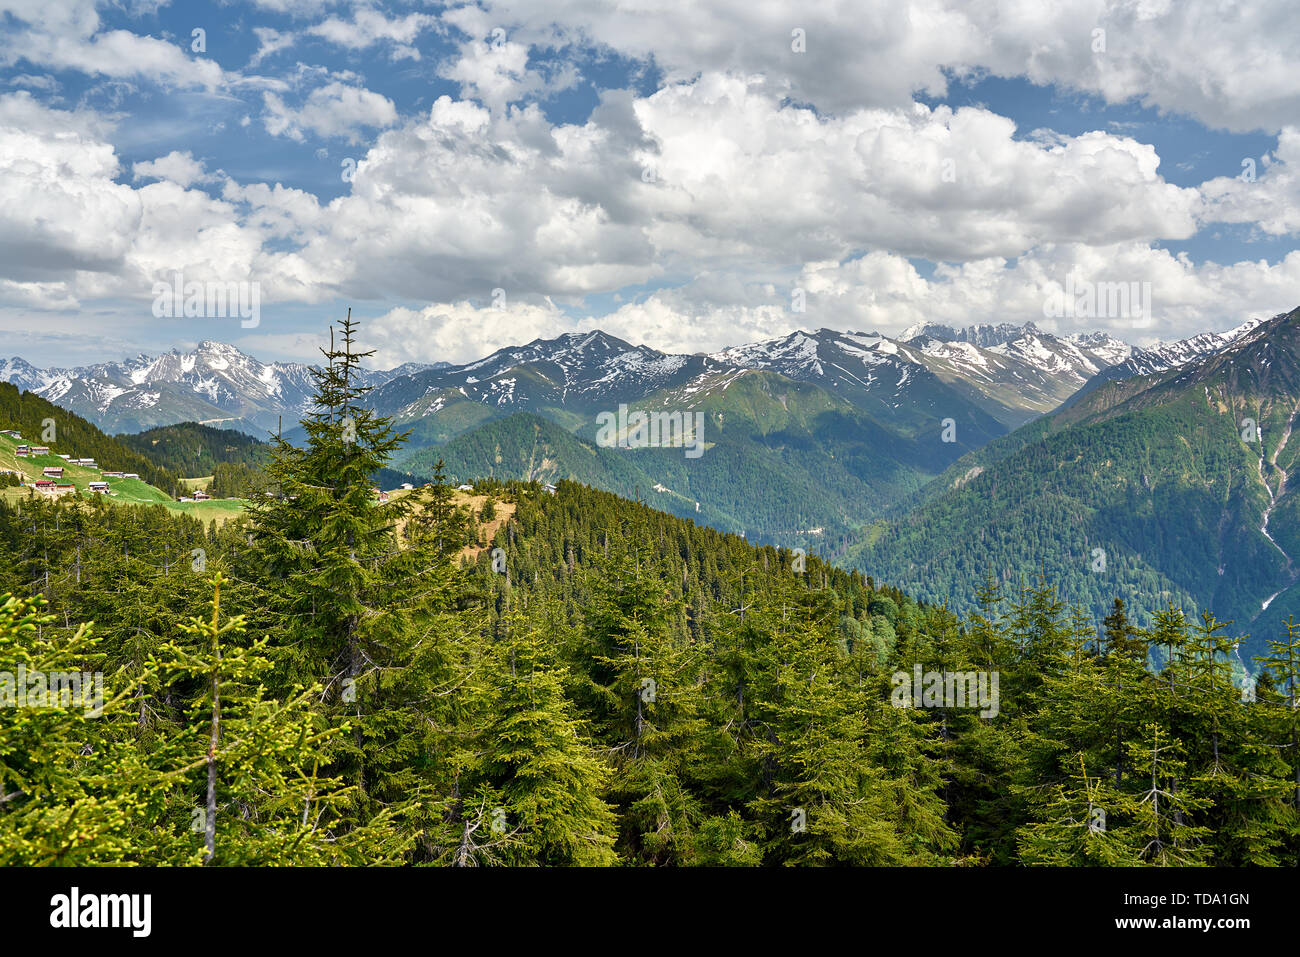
[31, 446, 50, 455]
[88, 481, 109, 492]
[42, 466, 64, 478]
[193, 491, 211, 501]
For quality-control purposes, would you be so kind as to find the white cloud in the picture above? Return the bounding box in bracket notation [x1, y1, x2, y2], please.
[133, 150, 213, 188]
[286, 74, 1201, 306]
[1199, 128, 1300, 237]
[458, 0, 1300, 132]
[307, 5, 440, 61]
[780, 244, 1300, 347]
[0, 0, 226, 91]
[0, 40, 1294, 360]
[0, 94, 323, 310]
[356, 241, 1300, 366]
[7, 73, 58, 92]
[439, 35, 579, 113]
[262, 81, 399, 143]
[361, 299, 579, 367]
[248, 27, 297, 68]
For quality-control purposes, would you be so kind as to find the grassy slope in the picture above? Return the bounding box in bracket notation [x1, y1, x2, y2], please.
[0, 433, 245, 525]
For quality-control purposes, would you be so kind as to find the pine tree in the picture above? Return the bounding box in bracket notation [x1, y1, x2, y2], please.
[145, 572, 412, 865]
[1115, 725, 1212, 866]
[1166, 613, 1293, 864]
[461, 603, 618, 866]
[744, 577, 917, 865]
[1018, 754, 1142, 866]
[1256, 616, 1300, 810]
[0, 594, 154, 864]
[239, 313, 479, 852]
[1102, 598, 1148, 662]
[577, 545, 707, 863]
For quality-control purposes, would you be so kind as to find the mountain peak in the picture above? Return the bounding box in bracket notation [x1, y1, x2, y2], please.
[194, 339, 243, 353]
[901, 320, 1037, 348]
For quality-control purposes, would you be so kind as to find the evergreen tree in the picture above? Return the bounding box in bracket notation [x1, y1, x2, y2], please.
[459, 603, 618, 866]
[239, 313, 479, 852]
[146, 572, 411, 865]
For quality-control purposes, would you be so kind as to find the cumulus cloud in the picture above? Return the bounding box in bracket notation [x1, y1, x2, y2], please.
[262, 81, 399, 142]
[456, 0, 1300, 132]
[1199, 128, 1300, 237]
[361, 299, 580, 367]
[307, 5, 439, 61]
[285, 74, 1202, 306]
[0, 0, 226, 90]
[776, 244, 1300, 347]
[0, 94, 323, 310]
[133, 150, 214, 188]
[354, 241, 1300, 367]
[439, 34, 579, 113]
[3, 0, 1298, 365]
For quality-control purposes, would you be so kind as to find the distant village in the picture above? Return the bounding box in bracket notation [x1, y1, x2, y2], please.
[0, 429, 178, 501]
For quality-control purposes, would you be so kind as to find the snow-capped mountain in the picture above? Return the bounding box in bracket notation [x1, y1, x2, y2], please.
[905, 321, 1129, 376]
[709, 328, 1004, 435]
[1065, 331, 1133, 367]
[1121, 318, 1264, 377]
[0, 356, 55, 393]
[900, 321, 1029, 349]
[1067, 317, 1267, 404]
[369, 327, 1009, 446]
[365, 331, 716, 424]
[886, 321, 1133, 424]
[2, 318, 1254, 444]
[985, 326, 1127, 383]
[0, 342, 440, 435]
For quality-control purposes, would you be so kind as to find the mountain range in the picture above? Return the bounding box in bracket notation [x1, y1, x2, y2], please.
[5, 309, 1292, 646]
[0, 343, 446, 435]
[848, 306, 1300, 660]
[1, 320, 1137, 539]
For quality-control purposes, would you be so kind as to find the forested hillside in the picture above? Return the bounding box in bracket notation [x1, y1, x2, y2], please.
[0, 383, 179, 495]
[417, 368, 947, 545]
[118, 421, 271, 474]
[849, 307, 1300, 659]
[2, 319, 1296, 867]
[117, 419, 423, 498]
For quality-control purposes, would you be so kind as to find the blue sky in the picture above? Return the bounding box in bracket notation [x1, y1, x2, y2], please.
[2, 0, 1298, 368]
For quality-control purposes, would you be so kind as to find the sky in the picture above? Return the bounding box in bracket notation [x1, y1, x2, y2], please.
[1, 0, 1299, 369]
